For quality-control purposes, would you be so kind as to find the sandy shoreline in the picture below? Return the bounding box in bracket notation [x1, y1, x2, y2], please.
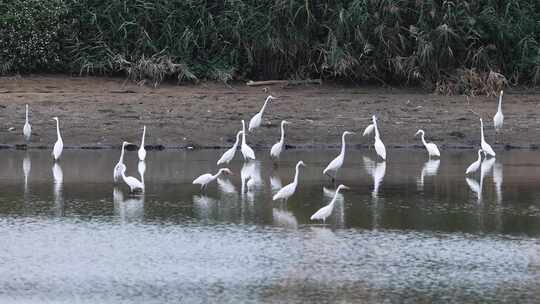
[0, 75, 539, 151]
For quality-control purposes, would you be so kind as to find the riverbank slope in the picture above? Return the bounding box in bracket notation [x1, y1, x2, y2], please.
[1, 76, 539, 150]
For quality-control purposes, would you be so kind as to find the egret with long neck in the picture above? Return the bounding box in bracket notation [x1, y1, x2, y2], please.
[121, 165, 144, 193]
[193, 168, 234, 191]
[270, 120, 290, 160]
[415, 129, 440, 158]
[241, 120, 256, 160]
[323, 131, 354, 182]
[217, 130, 243, 165]
[23, 104, 31, 141]
[372, 115, 386, 160]
[248, 95, 278, 132]
[310, 184, 349, 224]
[114, 141, 130, 182]
[273, 161, 306, 202]
[480, 118, 496, 157]
[493, 90, 504, 141]
[138, 126, 147, 161]
[52, 117, 63, 161]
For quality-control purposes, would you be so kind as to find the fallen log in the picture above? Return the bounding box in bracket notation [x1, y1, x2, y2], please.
[246, 79, 322, 87]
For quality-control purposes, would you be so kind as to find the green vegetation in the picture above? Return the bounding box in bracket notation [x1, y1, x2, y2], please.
[1, 0, 539, 94]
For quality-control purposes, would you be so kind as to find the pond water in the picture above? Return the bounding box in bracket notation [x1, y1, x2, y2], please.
[0, 149, 539, 303]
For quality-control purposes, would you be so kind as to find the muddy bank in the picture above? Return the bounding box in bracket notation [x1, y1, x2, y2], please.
[0, 75, 539, 151]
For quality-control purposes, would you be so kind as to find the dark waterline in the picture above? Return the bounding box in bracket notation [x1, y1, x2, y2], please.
[0, 149, 539, 303]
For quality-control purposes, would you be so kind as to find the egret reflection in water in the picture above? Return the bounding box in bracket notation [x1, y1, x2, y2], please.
[363, 156, 386, 199]
[272, 208, 298, 229]
[113, 187, 144, 223]
[417, 159, 440, 190]
[493, 161, 503, 203]
[270, 173, 283, 194]
[193, 194, 218, 220]
[0, 149, 539, 303]
[52, 163, 63, 216]
[217, 177, 237, 194]
[22, 154, 31, 194]
[466, 157, 496, 204]
[138, 160, 146, 188]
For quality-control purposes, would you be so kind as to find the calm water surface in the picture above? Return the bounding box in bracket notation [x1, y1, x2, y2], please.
[0, 149, 539, 303]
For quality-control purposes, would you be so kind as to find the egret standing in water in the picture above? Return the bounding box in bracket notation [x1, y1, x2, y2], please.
[310, 184, 349, 224]
[113, 141, 130, 182]
[138, 126, 147, 161]
[248, 95, 278, 132]
[493, 90, 504, 141]
[465, 149, 483, 174]
[479, 118, 496, 157]
[23, 104, 31, 141]
[372, 115, 386, 160]
[270, 120, 290, 161]
[217, 130, 243, 165]
[120, 165, 144, 193]
[323, 131, 355, 182]
[241, 120, 256, 160]
[273, 161, 306, 202]
[415, 129, 440, 158]
[52, 117, 63, 161]
[193, 168, 233, 191]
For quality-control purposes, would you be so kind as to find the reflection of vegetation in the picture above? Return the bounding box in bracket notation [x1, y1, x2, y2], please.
[1, 0, 539, 93]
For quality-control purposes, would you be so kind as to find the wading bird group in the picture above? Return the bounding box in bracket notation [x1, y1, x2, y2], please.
[19, 90, 505, 224]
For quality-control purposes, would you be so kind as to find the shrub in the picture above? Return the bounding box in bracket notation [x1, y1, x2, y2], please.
[0, 0, 67, 73]
[1, 0, 539, 93]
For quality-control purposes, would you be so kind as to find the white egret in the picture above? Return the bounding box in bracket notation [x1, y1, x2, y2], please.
[372, 115, 386, 160]
[322, 187, 346, 226]
[52, 117, 63, 161]
[310, 184, 349, 224]
[120, 165, 145, 193]
[465, 149, 483, 174]
[23, 104, 31, 141]
[493, 90, 504, 134]
[362, 124, 374, 136]
[248, 95, 278, 132]
[415, 129, 440, 158]
[270, 120, 291, 160]
[138, 126, 147, 161]
[241, 120, 256, 160]
[323, 131, 355, 181]
[480, 118, 496, 157]
[217, 130, 243, 165]
[193, 168, 233, 190]
[273, 160, 306, 202]
[113, 141, 130, 182]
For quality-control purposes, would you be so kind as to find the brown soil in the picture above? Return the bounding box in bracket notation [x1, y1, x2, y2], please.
[0, 75, 539, 150]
